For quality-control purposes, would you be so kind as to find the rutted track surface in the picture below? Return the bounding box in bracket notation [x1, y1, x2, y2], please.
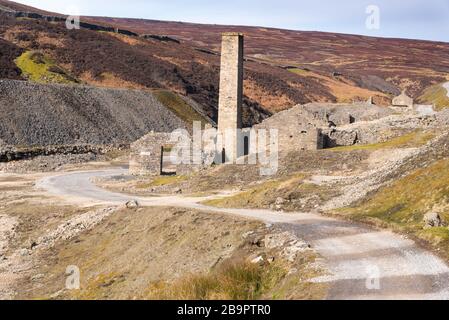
[36, 169, 449, 300]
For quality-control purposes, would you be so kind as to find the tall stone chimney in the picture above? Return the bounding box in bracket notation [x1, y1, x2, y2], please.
[217, 32, 244, 162]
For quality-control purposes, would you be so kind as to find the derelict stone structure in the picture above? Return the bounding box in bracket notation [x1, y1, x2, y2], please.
[217, 33, 244, 162]
[255, 106, 324, 152]
[129, 32, 332, 177]
[129, 132, 172, 176]
[392, 91, 414, 109]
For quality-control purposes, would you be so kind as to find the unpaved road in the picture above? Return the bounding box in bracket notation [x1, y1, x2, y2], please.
[36, 169, 449, 300]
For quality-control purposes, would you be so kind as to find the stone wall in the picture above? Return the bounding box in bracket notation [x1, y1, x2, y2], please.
[323, 113, 440, 147]
[129, 132, 213, 176]
[254, 105, 326, 151]
[129, 133, 172, 176]
[0, 144, 126, 163]
[392, 92, 414, 108]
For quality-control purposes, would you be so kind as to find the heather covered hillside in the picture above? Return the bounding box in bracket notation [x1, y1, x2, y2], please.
[1, 0, 448, 126]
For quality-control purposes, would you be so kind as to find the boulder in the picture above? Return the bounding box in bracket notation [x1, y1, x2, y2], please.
[125, 200, 139, 209]
[423, 212, 442, 228]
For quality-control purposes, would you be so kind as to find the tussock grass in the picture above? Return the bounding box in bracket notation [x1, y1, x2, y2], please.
[15, 51, 78, 84]
[153, 89, 209, 126]
[330, 130, 435, 152]
[71, 272, 126, 300]
[418, 84, 449, 111]
[146, 260, 288, 300]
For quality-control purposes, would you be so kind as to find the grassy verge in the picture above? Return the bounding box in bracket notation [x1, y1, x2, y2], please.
[203, 173, 335, 211]
[336, 157, 449, 257]
[152, 89, 210, 126]
[15, 51, 78, 84]
[330, 130, 435, 152]
[418, 84, 449, 111]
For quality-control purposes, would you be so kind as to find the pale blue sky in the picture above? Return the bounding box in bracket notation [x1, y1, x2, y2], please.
[13, 0, 449, 42]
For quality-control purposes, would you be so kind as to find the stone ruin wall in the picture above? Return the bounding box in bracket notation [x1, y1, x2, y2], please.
[129, 133, 172, 176]
[129, 132, 214, 176]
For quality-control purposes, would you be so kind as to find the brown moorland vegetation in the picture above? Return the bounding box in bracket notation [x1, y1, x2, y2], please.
[1, 0, 449, 122]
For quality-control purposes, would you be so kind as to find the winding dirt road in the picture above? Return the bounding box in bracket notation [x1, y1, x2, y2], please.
[36, 169, 449, 300]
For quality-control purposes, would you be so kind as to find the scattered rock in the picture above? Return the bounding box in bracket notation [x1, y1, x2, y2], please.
[424, 212, 442, 228]
[272, 197, 287, 211]
[265, 231, 310, 262]
[31, 274, 45, 281]
[126, 200, 139, 209]
[26, 240, 39, 250]
[251, 256, 264, 264]
[242, 231, 254, 239]
[34, 207, 118, 250]
[173, 188, 182, 194]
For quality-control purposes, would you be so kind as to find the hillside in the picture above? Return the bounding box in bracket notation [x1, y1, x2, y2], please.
[1, 0, 448, 126]
[0, 79, 187, 146]
[84, 16, 449, 99]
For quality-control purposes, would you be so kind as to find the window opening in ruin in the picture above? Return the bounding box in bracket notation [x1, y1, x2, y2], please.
[161, 145, 176, 176]
[222, 148, 226, 164]
[244, 136, 249, 156]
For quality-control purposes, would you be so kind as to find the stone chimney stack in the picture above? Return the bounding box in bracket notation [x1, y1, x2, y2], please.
[217, 32, 244, 162]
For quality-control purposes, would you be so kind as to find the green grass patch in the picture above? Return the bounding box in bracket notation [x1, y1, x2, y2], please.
[204, 179, 284, 208]
[288, 68, 310, 76]
[417, 227, 449, 245]
[330, 130, 435, 152]
[15, 51, 78, 84]
[153, 90, 210, 127]
[418, 83, 449, 111]
[146, 260, 288, 300]
[203, 173, 333, 210]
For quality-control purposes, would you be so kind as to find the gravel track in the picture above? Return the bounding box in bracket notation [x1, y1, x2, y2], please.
[35, 169, 449, 300]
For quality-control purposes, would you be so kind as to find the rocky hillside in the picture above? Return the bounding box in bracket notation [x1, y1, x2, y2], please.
[0, 79, 187, 146]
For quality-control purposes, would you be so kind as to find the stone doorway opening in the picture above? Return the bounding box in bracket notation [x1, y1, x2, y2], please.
[161, 145, 176, 176]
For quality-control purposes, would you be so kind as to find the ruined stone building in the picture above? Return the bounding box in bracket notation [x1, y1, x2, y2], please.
[392, 91, 414, 109]
[129, 33, 325, 176]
